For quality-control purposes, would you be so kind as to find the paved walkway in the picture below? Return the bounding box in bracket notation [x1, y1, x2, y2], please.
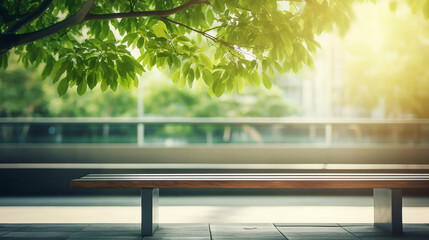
[1, 196, 429, 239]
[0, 223, 429, 239]
[1, 196, 429, 223]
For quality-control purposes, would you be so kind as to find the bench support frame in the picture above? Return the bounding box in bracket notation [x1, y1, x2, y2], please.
[141, 188, 159, 236]
[374, 188, 402, 235]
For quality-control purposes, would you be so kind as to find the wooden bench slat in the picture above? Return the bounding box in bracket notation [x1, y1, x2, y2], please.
[72, 173, 429, 189]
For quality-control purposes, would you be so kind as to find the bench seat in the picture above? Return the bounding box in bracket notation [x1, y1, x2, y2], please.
[72, 173, 429, 189]
[71, 173, 429, 236]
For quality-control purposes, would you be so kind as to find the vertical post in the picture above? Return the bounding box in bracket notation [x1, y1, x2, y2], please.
[141, 188, 159, 236]
[309, 124, 316, 142]
[206, 129, 213, 145]
[325, 124, 332, 145]
[374, 188, 402, 235]
[137, 75, 144, 147]
[137, 123, 144, 146]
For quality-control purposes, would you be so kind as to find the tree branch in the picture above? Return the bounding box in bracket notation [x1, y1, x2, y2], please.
[0, 0, 209, 52]
[161, 17, 255, 60]
[160, 17, 232, 48]
[1, 0, 96, 52]
[85, 0, 209, 21]
[4, 0, 53, 34]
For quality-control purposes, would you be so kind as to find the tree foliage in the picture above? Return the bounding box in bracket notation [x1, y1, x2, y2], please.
[0, 0, 358, 96]
[1, 0, 428, 97]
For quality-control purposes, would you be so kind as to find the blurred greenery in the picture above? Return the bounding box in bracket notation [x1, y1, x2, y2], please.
[343, 1, 429, 118]
[0, 59, 296, 118]
[0, 67, 49, 117]
[144, 72, 296, 118]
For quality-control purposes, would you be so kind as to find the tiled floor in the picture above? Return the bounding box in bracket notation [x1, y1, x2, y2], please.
[0, 223, 428, 240]
[2, 196, 429, 224]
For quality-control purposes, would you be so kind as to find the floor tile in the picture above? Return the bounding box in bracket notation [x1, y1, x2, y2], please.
[140, 224, 210, 238]
[212, 236, 286, 240]
[341, 225, 387, 238]
[285, 238, 357, 240]
[210, 223, 285, 239]
[67, 237, 142, 240]
[275, 223, 339, 227]
[143, 237, 209, 240]
[403, 224, 429, 231]
[81, 223, 140, 232]
[1, 231, 71, 238]
[18, 224, 89, 228]
[17, 227, 86, 232]
[0, 224, 29, 229]
[0, 238, 67, 240]
[277, 226, 358, 240]
[71, 231, 141, 237]
[361, 237, 428, 240]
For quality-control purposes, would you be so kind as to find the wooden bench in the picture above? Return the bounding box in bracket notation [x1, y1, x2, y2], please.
[71, 173, 429, 236]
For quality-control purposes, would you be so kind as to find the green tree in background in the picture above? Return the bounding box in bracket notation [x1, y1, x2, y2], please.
[343, 1, 429, 118]
[0, 63, 296, 118]
[48, 88, 137, 117]
[0, 0, 357, 96]
[0, 68, 49, 117]
[143, 73, 296, 117]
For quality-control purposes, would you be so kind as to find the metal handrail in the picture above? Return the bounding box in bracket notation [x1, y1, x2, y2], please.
[1, 117, 429, 125]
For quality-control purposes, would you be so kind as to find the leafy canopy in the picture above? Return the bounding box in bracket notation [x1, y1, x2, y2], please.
[0, 0, 428, 96]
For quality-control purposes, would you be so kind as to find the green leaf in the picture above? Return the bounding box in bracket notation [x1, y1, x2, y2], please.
[182, 61, 192, 76]
[262, 60, 268, 72]
[250, 71, 261, 87]
[202, 69, 213, 86]
[172, 56, 181, 68]
[100, 79, 108, 92]
[0, 53, 8, 69]
[199, 54, 213, 70]
[214, 81, 225, 97]
[152, 23, 168, 39]
[110, 78, 118, 91]
[41, 58, 54, 79]
[206, 9, 215, 25]
[234, 76, 245, 94]
[57, 78, 68, 96]
[137, 38, 145, 48]
[87, 72, 97, 89]
[284, 39, 293, 56]
[226, 79, 233, 94]
[176, 36, 190, 42]
[52, 58, 68, 83]
[262, 72, 272, 89]
[171, 70, 180, 83]
[157, 20, 168, 32]
[77, 78, 87, 95]
[188, 69, 194, 87]
[178, 76, 187, 90]
[268, 65, 275, 78]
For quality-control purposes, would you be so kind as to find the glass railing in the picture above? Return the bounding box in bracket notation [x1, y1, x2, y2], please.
[1, 117, 429, 146]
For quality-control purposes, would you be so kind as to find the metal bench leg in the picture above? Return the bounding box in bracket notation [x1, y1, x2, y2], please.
[374, 188, 402, 235]
[141, 188, 159, 236]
